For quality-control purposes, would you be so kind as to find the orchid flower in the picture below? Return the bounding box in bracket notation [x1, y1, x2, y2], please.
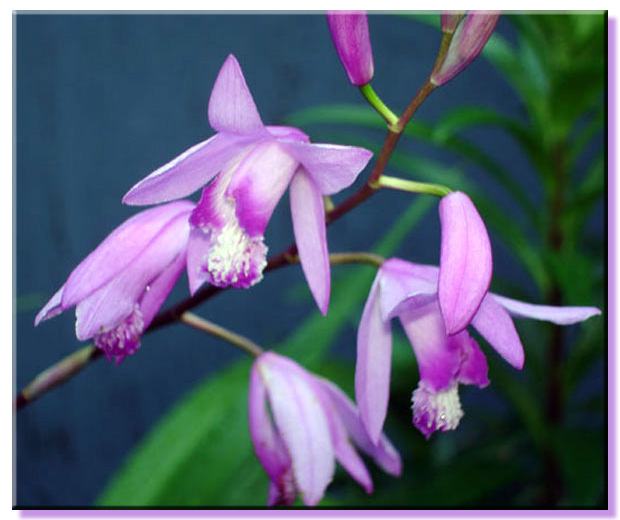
[356, 258, 601, 442]
[122, 54, 373, 314]
[326, 11, 374, 86]
[432, 11, 501, 86]
[249, 351, 401, 506]
[34, 201, 194, 364]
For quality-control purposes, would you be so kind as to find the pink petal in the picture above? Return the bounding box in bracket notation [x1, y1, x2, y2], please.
[122, 133, 256, 206]
[492, 294, 601, 325]
[438, 191, 492, 335]
[138, 249, 188, 328]
[281, 141, 373, 195]
[355, 275, 393, 445]
[258, 353, 335, 507]
[471, 294, 525, 369]
[310, 377, 372, 494]
[207, 54, 265, 135]
[378, 259, 439, 321]
[74, 211, 191, 340]
[398, 300, 463, 391]
[62, 201, 195, 310]
[34, 286, 65, 326]
[326, 11, 374, 86]
[226, 141, 299, 238]
[248, 361, 292, 486]
[317, 377, 402, 477]
[289, 169, 330, 315]
[440, 11, 466, 33]
[456, 336, 490, 388]
[432, 12, 500, 86]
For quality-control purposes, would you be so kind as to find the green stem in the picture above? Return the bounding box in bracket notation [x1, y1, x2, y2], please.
[329, 251, 385, 268]
[359, 83, 399, 128]
[179, 312, 264, 358]
[376, 175, 452, 197]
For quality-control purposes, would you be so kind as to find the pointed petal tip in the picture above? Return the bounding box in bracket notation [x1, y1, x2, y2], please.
[208, 53, 264, 134]
[34, 286, 66, 327]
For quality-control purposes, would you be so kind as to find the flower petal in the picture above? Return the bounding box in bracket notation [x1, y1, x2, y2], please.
[75, 211, 191, 340]
[122, 133, 256, 205]
[326, 11, 374, 86]
[34, 285, 65, 326]
[310, 377, 372, 494]
[398, 300, 462, 391]
[226, 141, 299, 238]
[431, 12, 500, 86]
[355, 275, 393, 445]
[248, 361, 292, 487]
[317, 377, 402, 477]
[289, 170, 330, 315]
[281, 141, 373, 195]
[378, 259, 439, 321]
[62, 201, 195, 310]
[138, 249, 187, 328]
[471, 294, 525, 369]
[438, 191, 492, 334]
[456, 336, 490, 388]
[208, 54, 265, 135]
[258, 353, 334, 507]
[492, 294, 602, 325]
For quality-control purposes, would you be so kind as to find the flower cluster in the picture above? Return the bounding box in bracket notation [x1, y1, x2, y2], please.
[32, 11, 603, 508]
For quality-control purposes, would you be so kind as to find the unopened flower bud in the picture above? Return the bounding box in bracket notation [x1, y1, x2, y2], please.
[440, 11, 466, 34]
[326, 11, 374, 86]
[432, 11, 500, 86]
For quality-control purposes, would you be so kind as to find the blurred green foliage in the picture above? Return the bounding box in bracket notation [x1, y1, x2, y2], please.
[98, 13, 606, 507]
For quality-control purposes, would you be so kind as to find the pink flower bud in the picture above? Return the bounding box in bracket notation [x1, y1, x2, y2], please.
[432, 11, 500, 86]
[326, 11, 374, 86]
[440, 11, 466, 34]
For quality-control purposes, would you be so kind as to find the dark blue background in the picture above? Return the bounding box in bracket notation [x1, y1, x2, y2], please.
[15, 13, 546, 506]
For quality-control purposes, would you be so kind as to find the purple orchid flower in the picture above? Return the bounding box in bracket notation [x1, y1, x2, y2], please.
[249, 351, 401, 506]
[326, 11, 374, 86]
[356, 258, 601, 442]
[34, 201, 194, 364]
[122, 54, 373, 314]
[431, 11, 500, 86]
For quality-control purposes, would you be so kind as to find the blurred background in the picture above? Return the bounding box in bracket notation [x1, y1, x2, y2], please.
[14, 13, 606, 507]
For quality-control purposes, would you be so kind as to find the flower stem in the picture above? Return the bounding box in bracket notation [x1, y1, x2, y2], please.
[359, 83, 399, 128]
[14, 345, 102, 409]
[179, 312, 264, 358]
[329, 251, 385, 268]
[375, 175, 452, 197]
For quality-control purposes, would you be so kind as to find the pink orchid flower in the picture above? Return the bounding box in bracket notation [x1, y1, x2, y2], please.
[356, 258, 601, 442]
[35, 201, 194, 364]
[123, 55, 373, 314]
[249, 351, 401, 506]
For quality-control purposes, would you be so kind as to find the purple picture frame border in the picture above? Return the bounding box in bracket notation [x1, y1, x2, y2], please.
[17, 14, 615, 519]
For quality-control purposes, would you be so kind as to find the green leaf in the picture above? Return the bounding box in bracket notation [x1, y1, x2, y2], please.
[97, 198, 434, 506]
